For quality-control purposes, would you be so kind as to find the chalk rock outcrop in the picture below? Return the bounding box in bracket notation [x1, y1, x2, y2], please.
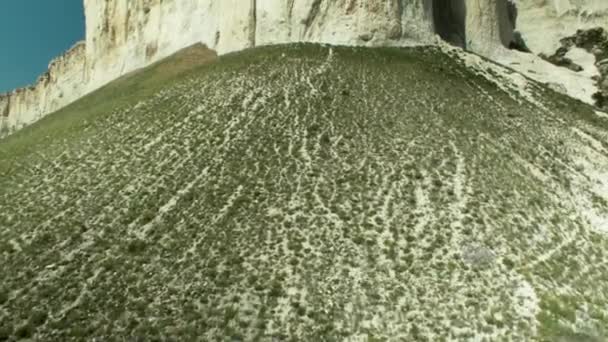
[540, 27, 608, 109]
[0, 0, 524, 136]
[0, 42, 87, 134]
[83, 0, 255, 92]
[517, 0, 608, 55]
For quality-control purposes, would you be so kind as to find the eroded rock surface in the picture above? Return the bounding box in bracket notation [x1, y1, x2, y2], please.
[541, 27, 608, 109]
[2, 44, 608, 341]
[0, 42, 87, 135]
[517, 0, 608, 56]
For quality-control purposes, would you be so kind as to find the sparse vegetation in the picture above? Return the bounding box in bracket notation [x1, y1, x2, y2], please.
[0, 43, 607, 341]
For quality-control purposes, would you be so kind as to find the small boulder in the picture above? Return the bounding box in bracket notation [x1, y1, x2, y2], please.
[461, 244, 495, 269]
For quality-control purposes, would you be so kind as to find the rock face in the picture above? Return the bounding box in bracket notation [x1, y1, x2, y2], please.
[465, 0, 517, 54]
[517, 0, 608, 55]
[548, 27, 608, 109]
[0, 42, 87, 134]
[83, 0, 255, 92]
[514, 0, 608, 109]
[0, 0, 535, 136]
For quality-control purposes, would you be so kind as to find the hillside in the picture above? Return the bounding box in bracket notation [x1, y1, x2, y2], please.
[1, 43, 608, 341]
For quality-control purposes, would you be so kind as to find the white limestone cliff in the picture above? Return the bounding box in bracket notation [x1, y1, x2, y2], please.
[83, 0, 256, 92]
[0, 0, 601, 136]
[517, 0, 608, 55]
[1, 42, 87, 134]
[490, 0, 608, 107]
[465, 0, 516, 55]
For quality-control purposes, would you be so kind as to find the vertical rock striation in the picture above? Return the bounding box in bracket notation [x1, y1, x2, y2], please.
[255, 0, 435, 47]
[465, 0, 517, 55]
[83, 0, 256, 92]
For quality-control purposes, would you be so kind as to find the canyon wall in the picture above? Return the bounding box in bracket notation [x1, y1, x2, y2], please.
[0, 0, 537, 136]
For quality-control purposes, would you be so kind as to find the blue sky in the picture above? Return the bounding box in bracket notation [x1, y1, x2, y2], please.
[0, 1, 85, 93]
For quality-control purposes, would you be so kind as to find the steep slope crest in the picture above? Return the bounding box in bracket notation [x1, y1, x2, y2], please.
[1, 43, 608, 341]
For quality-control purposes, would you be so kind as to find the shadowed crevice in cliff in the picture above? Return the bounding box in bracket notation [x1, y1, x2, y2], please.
[502, 0, 529, 52]
[249, 0, 257, 47]
[432, 0, 466, 48]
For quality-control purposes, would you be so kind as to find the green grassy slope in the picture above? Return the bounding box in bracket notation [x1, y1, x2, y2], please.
[1, 43, 608, 341]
